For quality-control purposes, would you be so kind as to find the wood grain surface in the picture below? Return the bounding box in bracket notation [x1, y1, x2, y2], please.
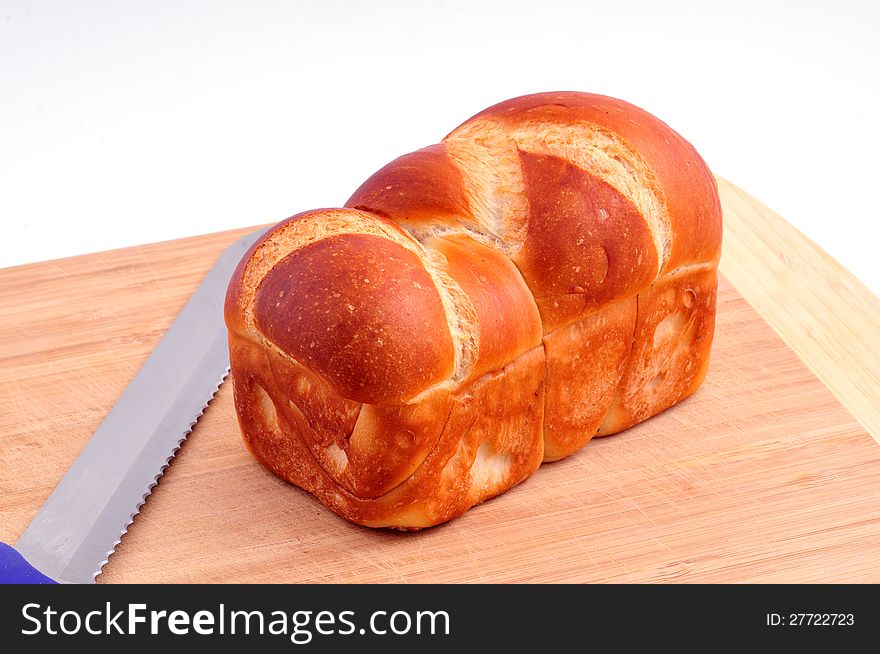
[718, 179, 880, 442]
[1, 181, 878, 582]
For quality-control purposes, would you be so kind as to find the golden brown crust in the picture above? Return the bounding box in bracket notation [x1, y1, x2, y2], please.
[597, 266, 718, 435]
[427, 233, 542, 382]
[542, 296, 637, 461]
[458, 91, 722, 271]
[254, 233, 455, 404]
[226, 91, 722, 529]
[514, 149, 658, 332]
[346, 144, 475, 232]
[231, 330, 545, 528]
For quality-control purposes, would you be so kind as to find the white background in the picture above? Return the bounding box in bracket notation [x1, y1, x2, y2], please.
[1, 0, 878, 295]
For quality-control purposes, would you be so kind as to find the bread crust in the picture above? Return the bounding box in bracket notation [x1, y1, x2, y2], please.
[254, 233, 455, 404]
[226, 92, 722, 528]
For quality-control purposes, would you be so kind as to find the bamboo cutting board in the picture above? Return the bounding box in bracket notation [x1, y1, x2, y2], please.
[1, 180, 879, 583]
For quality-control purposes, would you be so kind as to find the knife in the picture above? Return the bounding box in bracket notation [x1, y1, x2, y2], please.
[0, 228, 266, 584]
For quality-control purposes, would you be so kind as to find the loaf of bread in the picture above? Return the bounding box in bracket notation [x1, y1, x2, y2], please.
[225, 92, 722, 529]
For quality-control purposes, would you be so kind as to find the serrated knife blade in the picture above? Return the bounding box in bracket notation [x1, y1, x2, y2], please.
[0, 228, 266, 584]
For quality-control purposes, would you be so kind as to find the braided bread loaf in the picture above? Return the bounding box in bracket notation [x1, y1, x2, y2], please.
[225, 92, 722, 529]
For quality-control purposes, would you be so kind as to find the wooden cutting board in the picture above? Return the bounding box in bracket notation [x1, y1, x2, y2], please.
[1, 180, 879, 583]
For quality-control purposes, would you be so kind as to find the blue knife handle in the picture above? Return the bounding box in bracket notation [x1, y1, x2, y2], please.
[0, 542, 57, 584]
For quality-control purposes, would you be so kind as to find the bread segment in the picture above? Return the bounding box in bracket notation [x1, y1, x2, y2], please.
[513, 149, 658, 332]
[254, 234, 455, 404]
[226, 92, 722, 528]
[426, 233, 542, 383]
[455, 91, 721, 272]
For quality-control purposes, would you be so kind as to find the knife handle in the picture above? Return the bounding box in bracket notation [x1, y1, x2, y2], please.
[0, 542, 57, 584]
